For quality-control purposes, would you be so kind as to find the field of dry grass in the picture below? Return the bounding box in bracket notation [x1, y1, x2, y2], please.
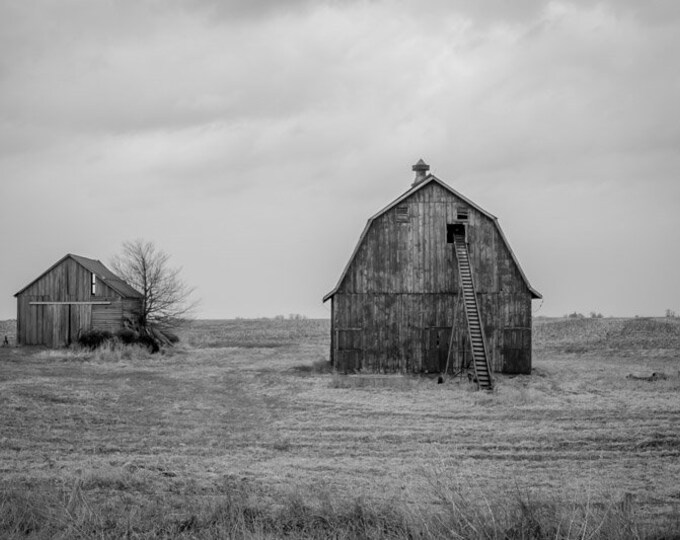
[0, 316, 679, 538]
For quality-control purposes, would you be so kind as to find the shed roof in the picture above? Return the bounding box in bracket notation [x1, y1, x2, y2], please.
[14, 254, 143, 299]
[323, 174, 542, 301]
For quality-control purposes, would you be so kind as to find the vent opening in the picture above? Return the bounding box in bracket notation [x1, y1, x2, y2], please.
[395, 205, 409, 222]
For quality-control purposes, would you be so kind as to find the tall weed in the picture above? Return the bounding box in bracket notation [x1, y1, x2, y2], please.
[1, 476, 668, 539]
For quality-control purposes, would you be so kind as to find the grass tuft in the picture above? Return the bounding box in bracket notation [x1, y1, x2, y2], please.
[0, 489, 48, 537]
[1, 478, 665, 539]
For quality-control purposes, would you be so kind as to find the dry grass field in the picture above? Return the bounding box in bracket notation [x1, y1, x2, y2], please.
[0, 316, 679, 538]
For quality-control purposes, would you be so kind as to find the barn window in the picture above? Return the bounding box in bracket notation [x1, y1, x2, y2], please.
[91, 273, 97, 295]
[395, 205, 409, 222]
[457, 207, 469, 221]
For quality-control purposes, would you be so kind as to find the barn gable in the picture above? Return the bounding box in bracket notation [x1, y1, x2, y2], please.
[323, 161, 541, 378]
[14, 254, 142, 347]
[324, 175, 540, 301]
[15, 254, 142, 300]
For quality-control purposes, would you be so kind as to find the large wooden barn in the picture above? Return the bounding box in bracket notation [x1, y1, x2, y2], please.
[14, 254, 143, 347]
[323, 160, 541, 387]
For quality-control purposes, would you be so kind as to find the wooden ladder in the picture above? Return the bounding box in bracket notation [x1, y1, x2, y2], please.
[453, 233, 493, 390]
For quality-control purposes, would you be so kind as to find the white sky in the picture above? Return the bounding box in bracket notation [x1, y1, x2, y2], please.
[1, 0, 679, 319]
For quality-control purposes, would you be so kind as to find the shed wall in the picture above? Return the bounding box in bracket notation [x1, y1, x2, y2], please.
[16, 257, 141, 346]
[92, 299, 141, 333]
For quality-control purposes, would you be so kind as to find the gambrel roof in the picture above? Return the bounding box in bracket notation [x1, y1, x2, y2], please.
[323, 174, 542, 301]
[14, 253, 143, 299]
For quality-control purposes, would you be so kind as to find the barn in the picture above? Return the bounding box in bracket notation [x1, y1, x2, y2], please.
[323, 160, 541, 388]
[14, 254, 143, 347]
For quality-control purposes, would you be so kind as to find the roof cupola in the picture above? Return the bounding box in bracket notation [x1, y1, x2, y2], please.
[411, 159, 430, 186]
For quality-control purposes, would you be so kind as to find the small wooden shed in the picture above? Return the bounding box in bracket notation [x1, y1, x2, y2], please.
[14, 254, 143, 347]
[323, 161, 541, 382]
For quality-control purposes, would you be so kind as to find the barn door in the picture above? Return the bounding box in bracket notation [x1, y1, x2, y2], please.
[424, 327, 452, 373]
[336, 328, 363, 373]
[502, 328, 531, 374]
[48, 304, 70, 348]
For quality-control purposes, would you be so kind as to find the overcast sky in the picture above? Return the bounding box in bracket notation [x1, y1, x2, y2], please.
[1, 0, 679, 320]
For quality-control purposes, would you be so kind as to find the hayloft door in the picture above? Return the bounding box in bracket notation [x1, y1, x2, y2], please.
[425, 327, 452, 373]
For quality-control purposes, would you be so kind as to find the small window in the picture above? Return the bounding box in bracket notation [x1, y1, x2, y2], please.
[457, 207, 469, 221]
[91, 273, 97, 295]
[395, 205, 409, 222]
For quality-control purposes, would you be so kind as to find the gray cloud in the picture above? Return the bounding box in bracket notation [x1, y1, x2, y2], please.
[1, 0, 679, 318]
[176, 0, 317, 20]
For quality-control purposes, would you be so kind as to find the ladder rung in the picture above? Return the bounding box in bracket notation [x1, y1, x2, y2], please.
[456, 240, 492, 387]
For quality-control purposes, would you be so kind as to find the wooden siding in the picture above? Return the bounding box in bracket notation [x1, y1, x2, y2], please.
[16, 257, 142, 346]
[91, 299, 140, 333]
[17, 296, 94, 347]
[330, 182, 533, 374]
[19, 257, 93, 301]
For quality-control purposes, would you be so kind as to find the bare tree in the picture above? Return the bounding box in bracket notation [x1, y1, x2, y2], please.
[111, 239, 197, 330]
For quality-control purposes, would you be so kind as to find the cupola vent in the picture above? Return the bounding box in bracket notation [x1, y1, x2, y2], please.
[411, 159, 430, 186]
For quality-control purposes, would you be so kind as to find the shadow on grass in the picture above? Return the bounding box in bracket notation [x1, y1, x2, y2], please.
[290, 358, 333, 375]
